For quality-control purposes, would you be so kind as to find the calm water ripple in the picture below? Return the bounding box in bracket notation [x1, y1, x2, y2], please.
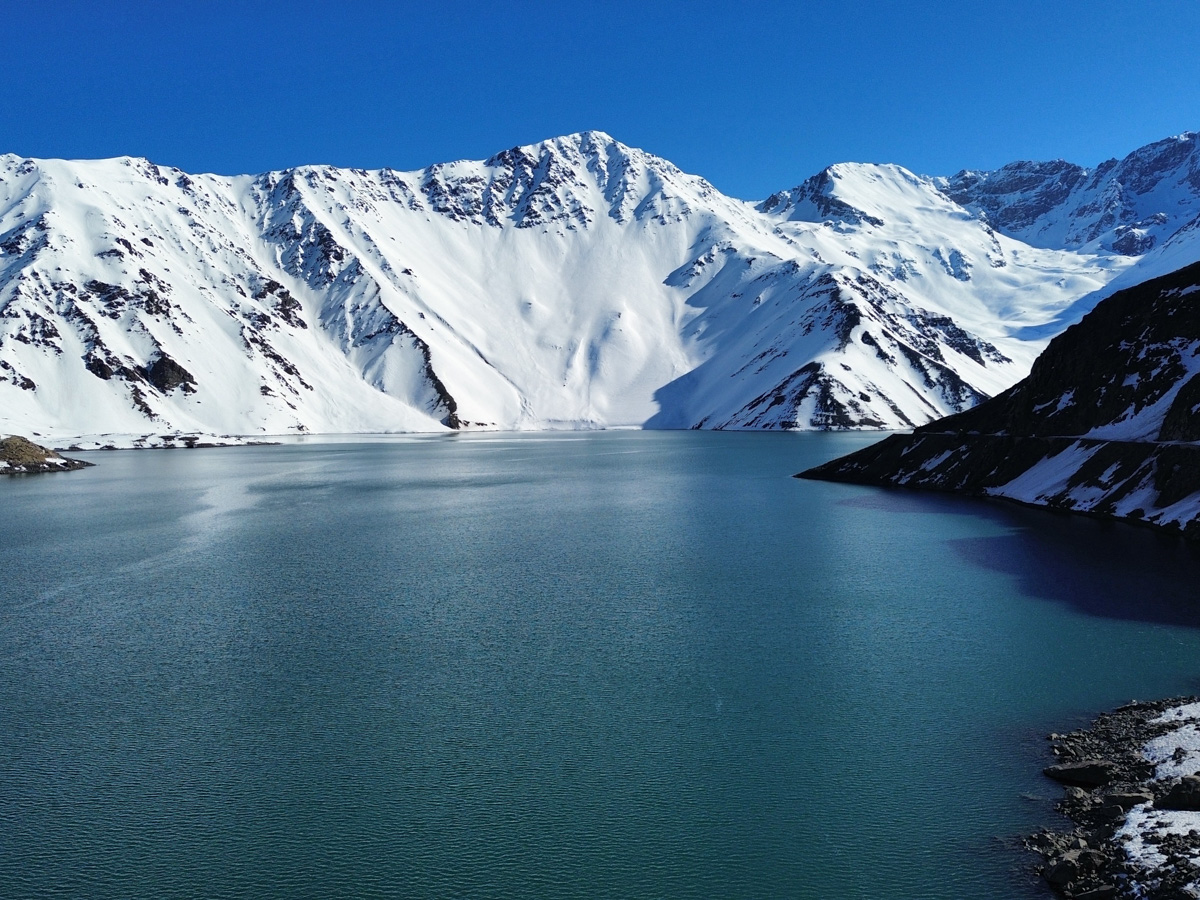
[3, 431, 1200, 898]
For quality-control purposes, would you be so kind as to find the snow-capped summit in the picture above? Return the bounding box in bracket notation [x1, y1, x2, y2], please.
[759, 166, 886, 227]
[758, 162, 975, 230]
[375, 130, 733, 232]
[0, 129, 1197, 442]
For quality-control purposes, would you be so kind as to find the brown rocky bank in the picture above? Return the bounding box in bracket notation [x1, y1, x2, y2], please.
[0, 435, 92, 474]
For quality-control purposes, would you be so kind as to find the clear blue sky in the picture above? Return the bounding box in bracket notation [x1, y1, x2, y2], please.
[6, 0, 1200, 199]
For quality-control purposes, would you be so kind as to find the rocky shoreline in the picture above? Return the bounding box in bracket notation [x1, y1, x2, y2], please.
[55, 432, 280, 451]
[798, 433, 1200, 541]
[1029, 697, 1200, 899]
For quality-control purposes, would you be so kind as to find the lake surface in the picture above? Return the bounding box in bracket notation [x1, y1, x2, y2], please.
[4, 431, 1200, 899]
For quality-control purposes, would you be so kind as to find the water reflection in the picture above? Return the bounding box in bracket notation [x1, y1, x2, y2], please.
[839, 490, 1200, 628]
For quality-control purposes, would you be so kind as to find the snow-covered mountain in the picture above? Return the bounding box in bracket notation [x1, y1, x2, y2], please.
[1, 130, 1197, 440]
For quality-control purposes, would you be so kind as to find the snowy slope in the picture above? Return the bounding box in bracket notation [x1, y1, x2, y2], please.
[0, 130, 1192, 440]
[651, 162, 1122, 429]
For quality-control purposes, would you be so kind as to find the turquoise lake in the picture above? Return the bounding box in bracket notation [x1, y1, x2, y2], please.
[3, 431, 1200, 898]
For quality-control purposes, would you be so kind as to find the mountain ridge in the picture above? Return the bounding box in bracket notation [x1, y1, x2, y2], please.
[1, 130, 1196, 442]
[940, 131, 1200, 254]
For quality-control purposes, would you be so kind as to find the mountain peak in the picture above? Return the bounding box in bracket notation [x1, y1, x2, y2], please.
[484, 130, 679, 179]
[758, 162, 944, 228]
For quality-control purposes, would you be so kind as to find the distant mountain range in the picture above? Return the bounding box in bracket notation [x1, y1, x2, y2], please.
[2, 130, 1199, 440]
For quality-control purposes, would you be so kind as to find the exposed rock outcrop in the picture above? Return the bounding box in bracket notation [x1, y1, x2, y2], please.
[0, 435, 91, 473]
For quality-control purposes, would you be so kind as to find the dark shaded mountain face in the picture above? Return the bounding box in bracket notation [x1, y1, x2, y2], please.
[942, 160, 1089, 237]
[800, 261, 1200, 538]
[942, 133, 1200, 254]
[931, 261, 1200, 441]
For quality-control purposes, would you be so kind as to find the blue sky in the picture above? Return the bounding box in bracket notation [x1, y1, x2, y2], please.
[6, 0, 1200, 199]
